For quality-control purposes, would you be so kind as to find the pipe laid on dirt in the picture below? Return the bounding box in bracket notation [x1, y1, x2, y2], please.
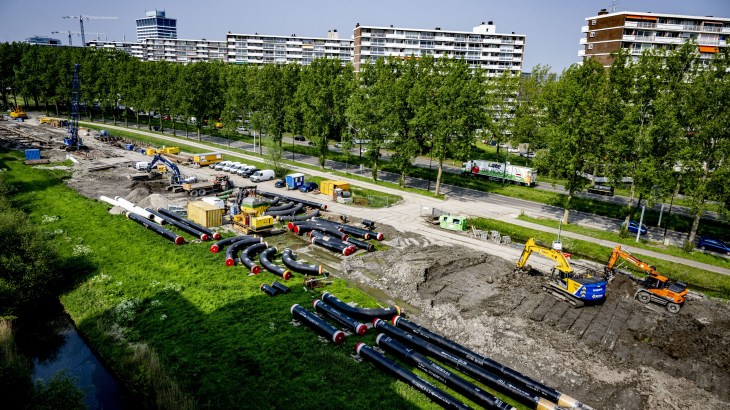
[240, 242, 268, 274]
[282, 249, 323, 276]
[346, 237, 374, 252]
[311, 218, 377, 240]
[313, 299, 367, 336]
[311, 237, 354, 256]
[225, 237, 265, 266]
[122, 210, 183, 245]
[277, 209, 319, 222]
[295, 222, 348, 241]
[269, 197, 280, 206]
[321, 291, 400, 322]
[156, 207, 220, 240]
[376, 334, 516, 410]
[355, 343, 472, 410]
[286, 221, 310, 231]
[271, 281, 290, 294]
[114, 196, 166, 225]
[263, 202, 303, 217]
[379, 318, 564, 410]
[361, 219, 376, 229]
[259, 191, 327, 211]
[291, 304, 345, 344]
[210, 235, 257, 253]
[309, 231, 355, 253]
[260, 283, 279, 297]
[144, 207, 209, 241]
[266, 201, 295, 212]
[259, 247, 292, 280]
[391, 317, 587, 410]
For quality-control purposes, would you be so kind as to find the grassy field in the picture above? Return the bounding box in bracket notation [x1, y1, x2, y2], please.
[2, 149, 534, 410]
[468, 217, 730, 299]
[517, 215, 730, 271]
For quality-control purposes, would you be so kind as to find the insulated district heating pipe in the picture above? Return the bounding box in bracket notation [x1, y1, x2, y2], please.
[269, 197, 280, 206]
[210, 235, 257, 253]
[259, 247, 292, 280]
[259, 191, 327, 210]
[376, 334, 516, 410]
[355, 343, 472, 410]
[263, 202, 303, 217]
[311, 236, 354, 256]
[156, 207, 220, 239]
[286, 220, 310, 231]
[295, 222, 348, 241]
[225, 237, 265, 267]
[312, 218, 383, 240]
[122, 210, 183, 245]
[281, 249, 323, 276]
[113, 196, 166, 225]
[313, 299, 367, 335]
[308, 231, 355, 253]
[291, 304, 344, 344]
[321, 291, 400, 322]
[346, 236, 374, 252]
[145, 207, 209, 241]
[375, 319, 561, 410]
[266, 201, 295, 212]
[361, 219, 376, 229]
[260, 283, 279, 297]
[277, 209, 319, 222]
[240, 242, 269, 274]
[271, 281, 290, 294]
[391, 317, 590, 410]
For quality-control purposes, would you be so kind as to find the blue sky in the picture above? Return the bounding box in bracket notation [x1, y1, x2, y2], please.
[1, 0, 728, 72]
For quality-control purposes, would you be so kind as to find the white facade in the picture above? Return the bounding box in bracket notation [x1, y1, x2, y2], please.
[225, 31, 353, 65]
[136, 10, 177, 43]
[89, 38, 227, 63]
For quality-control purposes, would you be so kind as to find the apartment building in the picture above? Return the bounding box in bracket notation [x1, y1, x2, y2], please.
[24, 36, 62, 46]
[87, 40, 146, 59]
[581, 9, 730, 66]
[136, 10, 177, 43]
[352, 22, 525, 75]
[225, 30, 353, 65]
[88, 38, 227, 63]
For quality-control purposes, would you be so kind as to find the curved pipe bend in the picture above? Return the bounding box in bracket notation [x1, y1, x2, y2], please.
[240, 242, 268, 274]
[210, 235, 257, 253]
[225, 237, 264, 266]
[259, 247, 292, 280]
[264, 202, 303, 217]
[282, 249, 323, 276]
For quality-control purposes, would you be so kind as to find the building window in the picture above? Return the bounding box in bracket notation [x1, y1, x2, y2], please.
[590, 32, 595, 38]
[592, 19, 597, 26]
[588, 44, 593, 50]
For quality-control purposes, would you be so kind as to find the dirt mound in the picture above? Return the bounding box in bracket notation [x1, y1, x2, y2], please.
[125, 187, 153, 203]
[137, 194, 168, 210]
[607, 274, 639, 299]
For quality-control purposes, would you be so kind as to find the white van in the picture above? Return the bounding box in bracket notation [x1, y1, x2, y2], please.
[224, 162, 242, 172]
[250, 170, 276, 182]
[215, 161, 232, 171]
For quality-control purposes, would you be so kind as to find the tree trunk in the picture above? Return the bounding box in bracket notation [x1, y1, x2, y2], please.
[624, 183, 635, 225]
[159, 106, 164, 133]
[54, 102, 59, 117]
[12, 93, 17, 107]
[563, 192, 572, 224]
[148, 115, 151, 131]
[434, 157, 444, 196]
[172, 118, 176, 136]
[687, 171, 706, 247]
[198, 126, 201, 141]
[125, 114, 128, 128]
[371, 157, 378, 181]
[400, 170, 406, 188]
[33, 95, 39, 108]
[136, 112, 139, 129]
[185, 123, 188, 139]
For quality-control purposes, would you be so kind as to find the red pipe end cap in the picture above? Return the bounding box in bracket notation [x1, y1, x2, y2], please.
[288, 222, 294, 230]
[313, 299, 320, 308]
[342, 249, 349, 256]
[355, 342, 364, 354]
[333, 330, 345, 345]
[283, 271, 292, 281]
[293, 226, 299, 234]
[356, 323, 367, 336]
[225, 258, 235, 267]
[252, 265, 261, 274]
[175, 236, 184, 245]
[377, 233, 384, 240]
[323, 205, 327, 210]
[373, 318, 381, 328]
[391, 316, 399, 325]
[213, 233, 221, 240]
[211, 245, 219, 253]
[260, 283, 266, 290]
[201, 234, 209, 241]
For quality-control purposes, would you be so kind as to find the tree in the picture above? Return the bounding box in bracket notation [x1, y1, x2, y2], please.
[251, 63, 299, 148]
[513, 65, 555, 165]
[484, 69, 520, 161]
[386, 56, 422, 187]
[185, 62, 219, 141]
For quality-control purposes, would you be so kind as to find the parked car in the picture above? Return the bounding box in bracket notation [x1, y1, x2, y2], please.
[223, 162, 241, 172]
[163, 115, 171, 120]
[334, 143, 343, 148]
[587, 184, 614, 196]
[237, 126, 247, 131]
[698, 237, 730, 255]
[308, 141, 316, 146]
[507, 147, 520, 153]
[622, 221, 647, 235]
[299, 182, 318, 193]
[215, 161, 233, 171]
[294, 136, 305, 141]
[240, 167, 260, 178]
[209, 161, 221, 169]
[520, 152, 536, 158]
[274, 179, 287, 188]
[228, 164, 243, 173]
[236, 165, 255, 176]
[250, 170, 276, 182]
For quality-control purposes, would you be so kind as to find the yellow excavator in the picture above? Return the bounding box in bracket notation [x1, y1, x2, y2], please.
[10, 104, 27, 119]
[516, 238, 607, 307]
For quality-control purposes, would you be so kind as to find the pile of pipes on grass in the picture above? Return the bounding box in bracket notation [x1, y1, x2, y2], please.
[286, 217, 384, 256]
[290, 291, 594, 410]
[100, 196, 220, 245]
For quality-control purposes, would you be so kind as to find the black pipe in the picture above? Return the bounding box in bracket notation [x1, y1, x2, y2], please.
[355, 343, 472, 410]
[271, 281, 290, 294]
[240, 242, 268, 274]
[156, 207, 220, 239]
[291, 304, 344, 344]
[346, 237, 374, 252]
[286, 220, 310, 231]
[269, 197, 280, 206]
[313, 299, 367, 336]
[278, 209, 319, 222]
[376, 334, 516, 410]
[210, 235, 257, 253]
[321, 291, 400, 322]
[312, 219, 373, 240]
[139, 207, 168, 225]
[361, 219, 375, 229]
[259, 191, 327, 210]
[282, 249, 323, 276]
[263, 202, 303, 217]
[266, 201, 295, 212]
[311, 237, 354, 256]
[377, 319, 559, 410]
[295, 222, 348, 241]
[122, 210, 184, 244]
[308, 231, 354, 251]
[259, 247, 292, 280]
[392, 317, 583, 409]
[146, 208, 210, 241]
[260, 283, 279, 297]
[225, 237, 264, 266]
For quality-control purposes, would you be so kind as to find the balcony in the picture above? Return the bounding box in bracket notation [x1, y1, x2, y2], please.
[420, 35, 434, 39]
[657, 23, 683, 30]
[501, 40, 514, 44]
[370, 33, 386, 37]
[468, 46, 481, 50]
[655, 37, 683, 44]
[499, 48, 513, 53]
[580, 38, 587, 45]
[499, 57, 512, 61]
[631, 49, 643, 55]
[702, 26, 721, 33]
[682, 25, 699, 31]
[699, 39, 720, 45]
[724, 27, 730, 34]
[578, 50, 585, 56]
[581, 26, 589, 33]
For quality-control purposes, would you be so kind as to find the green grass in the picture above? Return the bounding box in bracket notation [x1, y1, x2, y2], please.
[2, 149, 531, 409]
[517, 215, 730, 271]
[468, 217, 730, 299]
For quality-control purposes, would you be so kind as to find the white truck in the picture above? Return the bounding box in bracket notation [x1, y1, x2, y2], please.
[461, 160, 537, 187]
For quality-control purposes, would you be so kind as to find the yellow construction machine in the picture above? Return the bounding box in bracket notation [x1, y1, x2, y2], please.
[10, 104, 27, 119]
[516, 238, 607, 307]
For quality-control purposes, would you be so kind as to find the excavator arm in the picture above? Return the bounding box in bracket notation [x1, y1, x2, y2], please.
[516, 238, 573, 274]
[605, 245, 658, 277]
[146, 153, 181, 177]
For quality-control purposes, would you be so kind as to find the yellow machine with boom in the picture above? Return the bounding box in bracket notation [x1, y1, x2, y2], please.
[516, 239, 607, 307]
[10, 104, 27, 119]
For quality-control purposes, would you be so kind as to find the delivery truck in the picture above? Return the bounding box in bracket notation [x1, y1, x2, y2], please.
[193, 152, 223, 167]
[461, 160, 537, 187]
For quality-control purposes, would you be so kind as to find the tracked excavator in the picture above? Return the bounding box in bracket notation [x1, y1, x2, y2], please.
[605, 245, 687, 313]
[516, 238, 606, 307]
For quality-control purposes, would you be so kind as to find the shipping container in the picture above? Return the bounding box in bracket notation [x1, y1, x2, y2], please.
[193, 152, 223, 166]
[145, 148, 156, 156]
[461, 160, 537, 187]
[25, 149, 41, 160]
[187, 201, 223, 228]
[319, 180, 350, 196]
[164, 147, 180, 154]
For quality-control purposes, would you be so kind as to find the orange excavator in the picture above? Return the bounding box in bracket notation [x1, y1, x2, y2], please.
[605, 245, 688, 313]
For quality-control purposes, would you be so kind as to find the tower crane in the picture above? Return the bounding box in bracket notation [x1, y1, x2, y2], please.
[61, 15, 118, 47]
[52, 31, 105, 47]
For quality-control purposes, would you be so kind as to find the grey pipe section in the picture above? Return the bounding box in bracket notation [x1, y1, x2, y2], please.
[321, 291, 400, 321]
[277, 209, 319, 222]
[266, 201, 294, 212]
[346, 237, 374, 252]
[156, 207, 220, 240]
[145, 208, 209, 241]
[258, 191, 327, 210]
[263, 203, 303, 217]
[269, 197, 280, 206]
[122, 210, 183, 245]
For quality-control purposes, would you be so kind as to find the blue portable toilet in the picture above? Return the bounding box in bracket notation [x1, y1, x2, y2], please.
[25, 149, 41, 160]
[17, 118, 24, 122]
[285, 173, 305, 190]
[126, 144, 134, 150]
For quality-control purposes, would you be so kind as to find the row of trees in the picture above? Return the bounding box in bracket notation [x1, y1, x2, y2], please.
[1, 41, 728, 244]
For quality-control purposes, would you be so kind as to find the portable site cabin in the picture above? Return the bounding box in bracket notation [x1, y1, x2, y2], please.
[319, 180, 350, 197]
[193, 152, 223, 166]
[286, 173, 305, 190]
[439, 215, 468, 231]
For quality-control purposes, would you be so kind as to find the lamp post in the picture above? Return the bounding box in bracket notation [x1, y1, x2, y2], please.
[501, 149, 508, 188]
[636, 205, 645, 243]
[292, 136, 294, 161]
